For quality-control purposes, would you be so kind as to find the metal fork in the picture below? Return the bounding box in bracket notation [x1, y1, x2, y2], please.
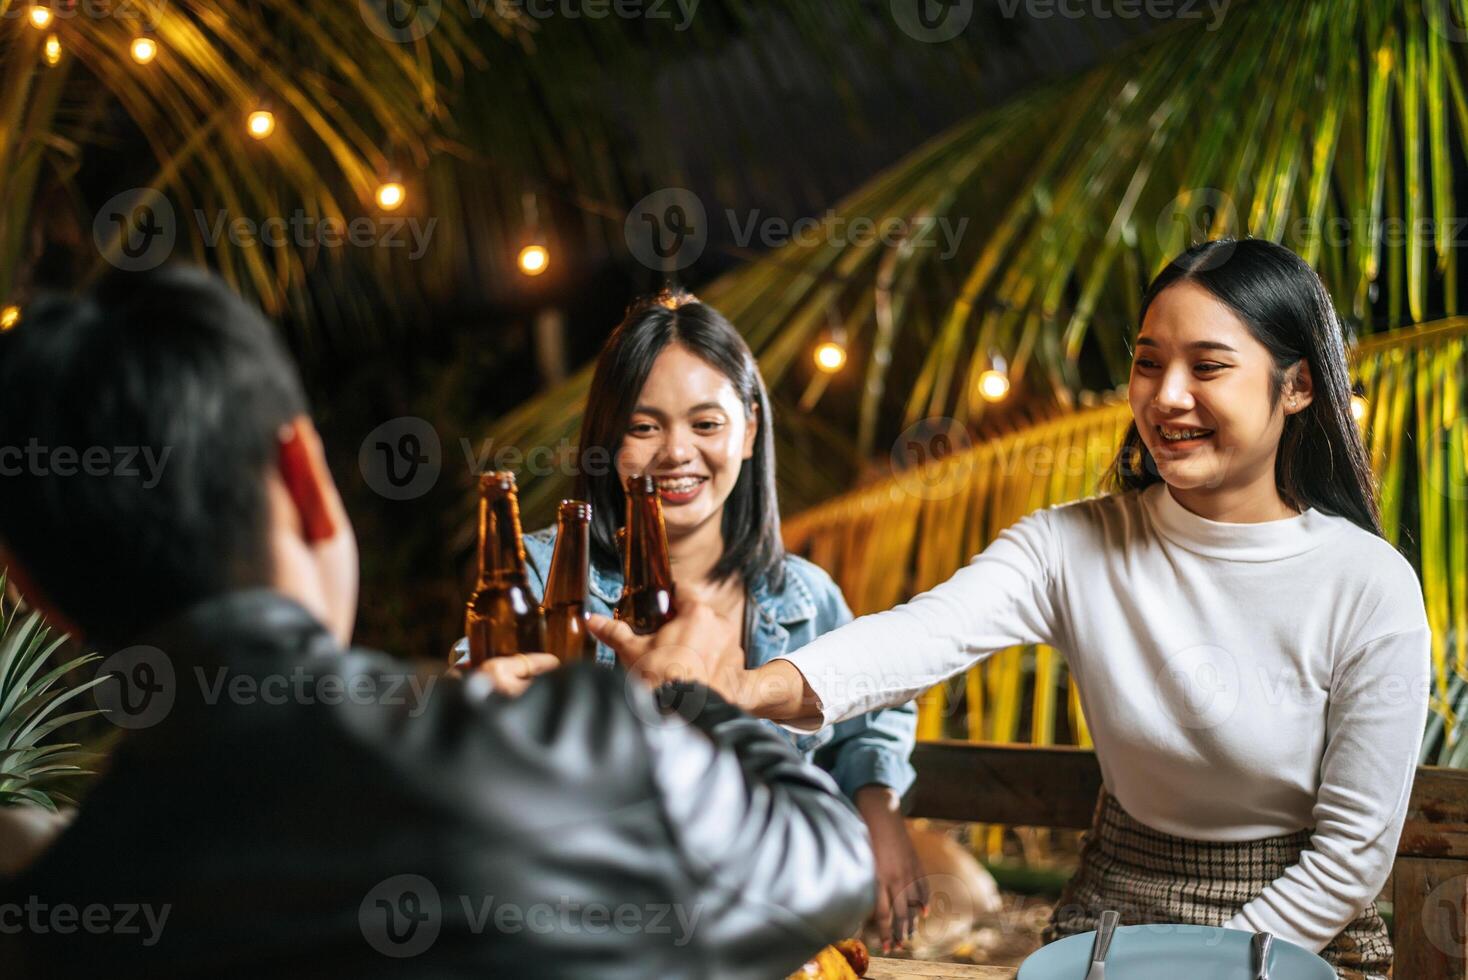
[1084, 910, 1120, 980]
[1252, 931, 1274, 980]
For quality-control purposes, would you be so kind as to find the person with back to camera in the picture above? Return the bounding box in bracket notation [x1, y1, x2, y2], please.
[0, 265, 874, 979]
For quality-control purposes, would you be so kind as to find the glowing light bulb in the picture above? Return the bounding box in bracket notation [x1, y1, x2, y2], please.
[28, 6, 53, 29]
[1351, 394, 1368, 423]
[43, 34, 61, 65]
[814, 341, 847, 373]
[376, 181, 405, 211]
[978, 369, 1011, 402]
[247, 110, 276, 139]
[0, 306, 20, 332]
[517, 244, 549, 276]
[130, 36, 158, 64]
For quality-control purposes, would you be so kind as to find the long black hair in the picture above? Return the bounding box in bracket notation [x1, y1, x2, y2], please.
[1104, 238, 1383, 538]
[575, 289, 785, 592]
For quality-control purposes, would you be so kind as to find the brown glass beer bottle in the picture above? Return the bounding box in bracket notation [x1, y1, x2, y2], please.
[615, 474, 678, 634]
[465, 471, 546, 665]
[543, 500, 597, 664]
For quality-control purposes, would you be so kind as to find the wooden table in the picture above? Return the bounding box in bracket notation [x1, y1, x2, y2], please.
[866, 958, 1017, 979]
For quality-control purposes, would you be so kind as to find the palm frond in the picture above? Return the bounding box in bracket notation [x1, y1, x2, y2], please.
[0, 572, 102, 811]
[485, 0, 1468, 529]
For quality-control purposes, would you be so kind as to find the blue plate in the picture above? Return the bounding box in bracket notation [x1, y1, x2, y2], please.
[1017, 925, 1334, 980]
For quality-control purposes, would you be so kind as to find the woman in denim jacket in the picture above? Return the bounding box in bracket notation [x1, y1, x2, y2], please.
[459, 288, 923, 950]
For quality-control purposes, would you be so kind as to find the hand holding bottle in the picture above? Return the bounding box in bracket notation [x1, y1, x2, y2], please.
[473, 652, 561, 697]
[590, 598, 743, 698]
[591, 602, 822, 725]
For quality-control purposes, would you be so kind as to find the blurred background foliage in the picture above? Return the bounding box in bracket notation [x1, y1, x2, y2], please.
[4, 0, 1468, 773]
[1, 0, 1165, 659]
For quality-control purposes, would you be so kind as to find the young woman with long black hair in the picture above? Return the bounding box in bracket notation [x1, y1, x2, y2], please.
[598, 240, 1431, 979]
[459, 290, 926, 950]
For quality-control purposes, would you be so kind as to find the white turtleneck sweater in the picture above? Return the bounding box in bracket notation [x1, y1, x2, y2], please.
[778, 482, 1430, 954]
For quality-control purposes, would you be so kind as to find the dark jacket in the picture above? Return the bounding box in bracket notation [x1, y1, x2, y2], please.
[1, 590, 873, 978]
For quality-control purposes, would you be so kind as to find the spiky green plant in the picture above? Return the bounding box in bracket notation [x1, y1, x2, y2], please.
[0, 573, 107, 812]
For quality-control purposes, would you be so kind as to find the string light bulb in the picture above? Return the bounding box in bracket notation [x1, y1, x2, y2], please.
[0, 306, 20, 332]
[375, 181, 405, 211]
[978, 370, 1010, 402]
[247, 110, 276, 139]
[43, 33, 61, 65]
[130, 35, 158, 64]
[977, 353, 1011, 403]
[28, 5, 53, 29]
[813, 310, 849, 374]
[813, 340, 847, 373]
[517, 243, 549, 276]
[516, 193, 549, 277]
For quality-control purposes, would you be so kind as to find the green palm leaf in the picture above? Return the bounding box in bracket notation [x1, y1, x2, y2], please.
[0, 572, 102, 810]
[483, 0, 1468, 529]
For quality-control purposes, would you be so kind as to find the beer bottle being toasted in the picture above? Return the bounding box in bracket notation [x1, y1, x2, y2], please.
[615, 475, 678, 634]
[543, 500, 597, 665]
[465, 471, 546, 666]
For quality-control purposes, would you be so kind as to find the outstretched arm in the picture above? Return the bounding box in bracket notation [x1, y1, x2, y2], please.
[594, 508, 1063, 731]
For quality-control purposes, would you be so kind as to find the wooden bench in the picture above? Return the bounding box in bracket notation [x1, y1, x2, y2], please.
[907, 741, 1468, 979]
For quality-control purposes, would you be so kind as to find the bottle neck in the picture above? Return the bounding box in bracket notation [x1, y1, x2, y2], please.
[624, 491, 674, 589]
[545, 516, 590, 605]
[477, 490, 529, 588]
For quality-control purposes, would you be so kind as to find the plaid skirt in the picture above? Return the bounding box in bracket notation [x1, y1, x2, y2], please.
[1042, 789, 1392, 980]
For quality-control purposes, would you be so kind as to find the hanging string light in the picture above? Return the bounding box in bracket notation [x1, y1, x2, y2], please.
[247, 109, 276, 139]
[1351, 393, 1368, 423]
[516, 191, 549, 276]
[977, 353, 1011, 403]
[0, 306, 20, 333]
[813, 339, 846, 373]
[130, 34, 158, 64]
[28, 5, 53, 29]
[43, 33, 61, 65]
[375, 180, 405, 211]
[811, 304, 848, 374]
[518, 244, 549, 276]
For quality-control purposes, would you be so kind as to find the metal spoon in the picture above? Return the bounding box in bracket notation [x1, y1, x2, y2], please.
[1084, 910, 1120, 980]
[1252, 931, 1274, 980]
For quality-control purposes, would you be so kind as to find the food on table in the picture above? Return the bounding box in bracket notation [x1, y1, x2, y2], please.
[835, 937, 870, 975]
[787, 937, 869, 979]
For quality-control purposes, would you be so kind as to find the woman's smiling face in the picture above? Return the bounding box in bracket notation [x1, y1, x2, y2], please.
[615, 342, 757, 542]
[1128, 281, 1311, 496]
